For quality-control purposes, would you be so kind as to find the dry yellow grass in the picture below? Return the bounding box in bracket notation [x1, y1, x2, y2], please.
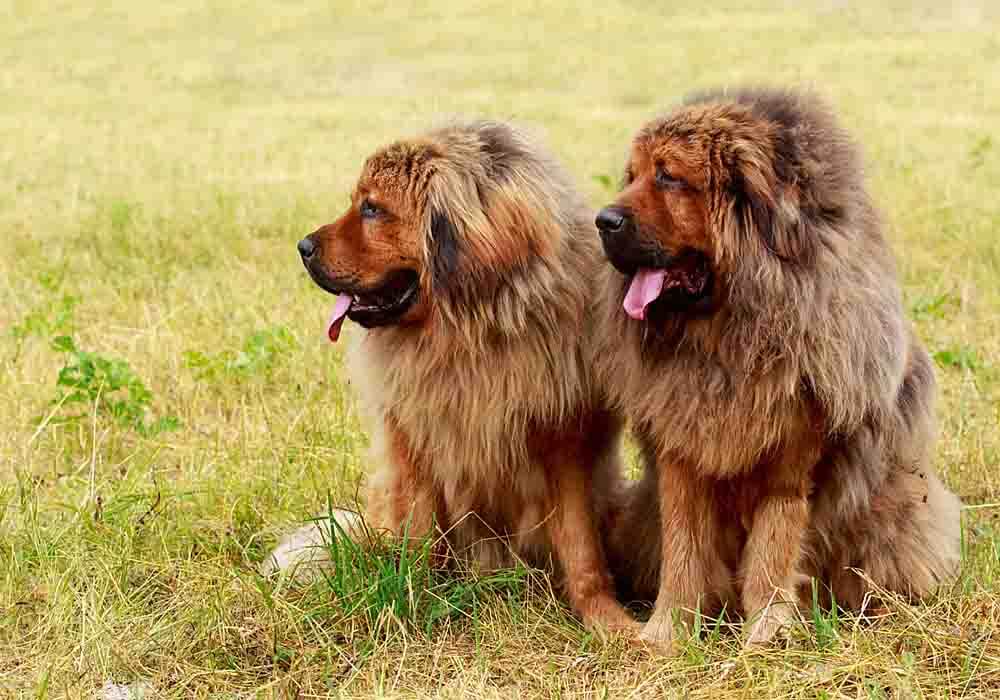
[2, 1, 999, 697]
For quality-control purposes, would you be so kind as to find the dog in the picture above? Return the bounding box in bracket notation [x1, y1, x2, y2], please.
[594, 88, 961, 649]
[265, 121, 638, 634]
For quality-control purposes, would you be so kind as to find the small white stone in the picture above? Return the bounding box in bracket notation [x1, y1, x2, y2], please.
[99, 680, 153, 700]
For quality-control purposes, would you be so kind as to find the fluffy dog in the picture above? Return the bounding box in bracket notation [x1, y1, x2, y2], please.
[594, 88, 961, 648]
[267, 121, 638, 633]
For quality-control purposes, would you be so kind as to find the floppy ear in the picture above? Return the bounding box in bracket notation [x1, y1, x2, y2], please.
[730, 142, 811, 263]
[428, 205, 461, 293]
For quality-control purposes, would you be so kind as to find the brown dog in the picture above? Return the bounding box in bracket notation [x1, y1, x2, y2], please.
[595, 88, 961, 649]
[266, 121, 638, 634]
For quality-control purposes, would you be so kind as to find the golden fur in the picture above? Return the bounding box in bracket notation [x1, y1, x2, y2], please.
[595, 88, 962, 649]
[268, 121, 638, 633]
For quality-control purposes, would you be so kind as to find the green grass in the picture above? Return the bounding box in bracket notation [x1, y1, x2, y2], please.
[2, 0, 1000, 697]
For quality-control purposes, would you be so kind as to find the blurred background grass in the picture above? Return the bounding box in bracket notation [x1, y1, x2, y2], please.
[2, 1, 999, 697]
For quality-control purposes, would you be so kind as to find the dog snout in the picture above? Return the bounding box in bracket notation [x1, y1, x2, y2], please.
[595, 206, 631, 236]
[595, 206, 664, 274]
[297, 236, 316, 259]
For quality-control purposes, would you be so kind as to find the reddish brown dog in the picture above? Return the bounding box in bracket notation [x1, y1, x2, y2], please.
[266, 121, 638, 634]
[595, 88, 961, 649]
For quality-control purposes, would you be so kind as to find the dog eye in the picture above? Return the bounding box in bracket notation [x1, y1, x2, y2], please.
[655, 168, 685, 191]
[360, 199, 379, 219]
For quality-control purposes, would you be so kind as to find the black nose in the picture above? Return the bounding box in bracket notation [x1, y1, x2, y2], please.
[297, 237, 315, 259]
[596, 207, 628, 234]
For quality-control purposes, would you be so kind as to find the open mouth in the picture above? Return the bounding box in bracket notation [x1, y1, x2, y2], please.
[622, 252, 712, 321]
[316, 268, 420, 342]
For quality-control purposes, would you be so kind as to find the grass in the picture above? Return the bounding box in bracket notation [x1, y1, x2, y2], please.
[2, 0, 1000, 696]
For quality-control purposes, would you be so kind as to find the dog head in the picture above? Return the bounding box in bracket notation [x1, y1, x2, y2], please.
[596, 89, 854, 323]
[299, 121, 571, 341]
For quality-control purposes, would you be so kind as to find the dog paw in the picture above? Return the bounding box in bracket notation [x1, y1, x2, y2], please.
[635, 612, 683, 656]
[744, 602, 796, 647]
[593, 616, 644, 639]
[581, 597, 643, 639]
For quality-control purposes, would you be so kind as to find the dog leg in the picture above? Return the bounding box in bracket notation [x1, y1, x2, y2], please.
[640, 461, 730, 654]
[740, 497, 806, 646]
[740, 446, 817, 647]
[362, 419, 446, 556]
[389, 420, 440, 537]
[831, 463, 962, 610]
[544, 449, 640, 636]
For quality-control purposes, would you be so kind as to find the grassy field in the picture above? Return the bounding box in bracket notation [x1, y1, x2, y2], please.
[2, 1, 1000, 697]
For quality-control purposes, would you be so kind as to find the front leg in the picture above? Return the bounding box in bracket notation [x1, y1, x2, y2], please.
[640, 458, 732, 653]
[263, 417, 444, 580]
[544, 443, 639, 635]
[365, 418, 444, 547]
[740, 442, 818, 646]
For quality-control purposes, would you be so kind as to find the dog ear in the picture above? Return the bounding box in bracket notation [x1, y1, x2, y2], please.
[428, 205, 461, 293]
[731, 142, 811, 263]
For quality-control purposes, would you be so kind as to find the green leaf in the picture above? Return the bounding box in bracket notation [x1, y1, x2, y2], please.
[933, 347, 981, 371]
[593, 174, 613, 187]
[42, 335, 179, 438]
[51, 335, 76, 353]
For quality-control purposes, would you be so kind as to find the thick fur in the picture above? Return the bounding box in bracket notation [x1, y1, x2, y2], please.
[596, 89, 961, 647]
[268, 122, 637, 633]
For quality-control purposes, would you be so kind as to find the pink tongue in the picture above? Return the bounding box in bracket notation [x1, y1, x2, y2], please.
[326, 295, 353, 343]
[623, 269, 666, 320]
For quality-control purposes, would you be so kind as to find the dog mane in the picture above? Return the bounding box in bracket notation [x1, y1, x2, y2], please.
[604, 89, 913, 459]
[348, 122, 606, 489]
[420, 122, 589, 341]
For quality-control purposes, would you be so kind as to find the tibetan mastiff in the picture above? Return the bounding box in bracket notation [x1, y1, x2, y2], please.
[595, 88, 961, 649]
[266, 121, 638, 633]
